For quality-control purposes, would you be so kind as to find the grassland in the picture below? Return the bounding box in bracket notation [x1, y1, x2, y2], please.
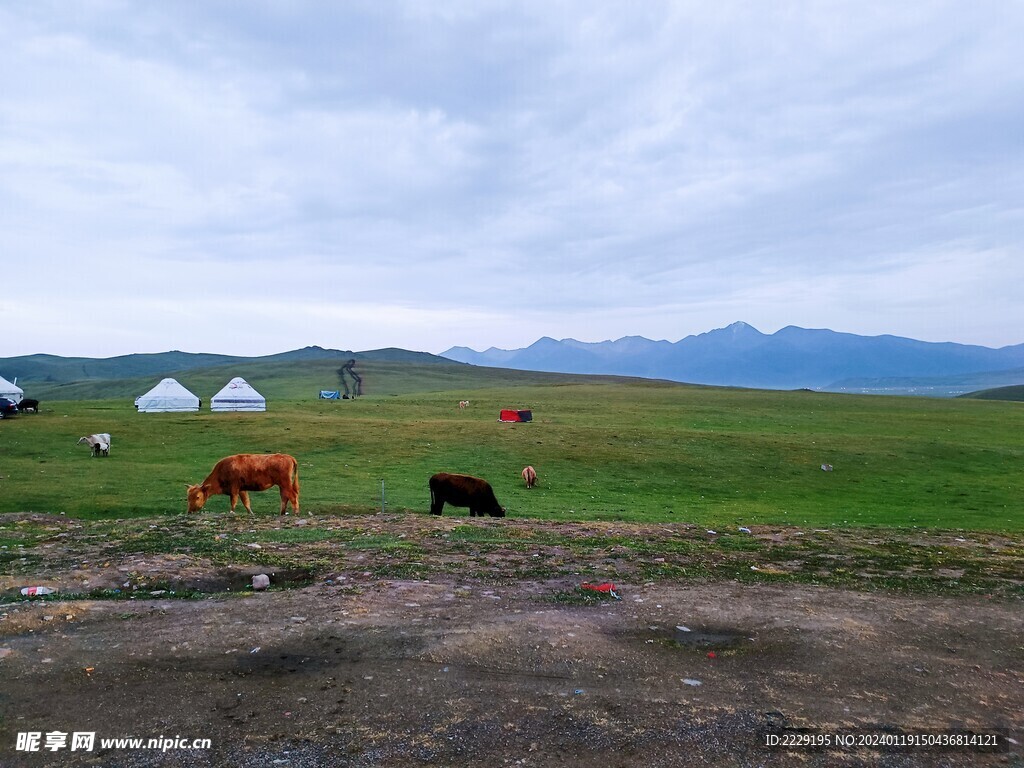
[4, 360, 1020, 767]
[2, 360, 1022, 532]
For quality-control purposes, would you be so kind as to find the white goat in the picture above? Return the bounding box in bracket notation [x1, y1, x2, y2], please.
[78, 433, 112, 457]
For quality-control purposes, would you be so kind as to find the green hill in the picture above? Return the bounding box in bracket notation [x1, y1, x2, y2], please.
[0, 346, 449, 394]
[2, 350, 263, 384]
[958, 384, 1024, 402]
[1, 347, 459, 401]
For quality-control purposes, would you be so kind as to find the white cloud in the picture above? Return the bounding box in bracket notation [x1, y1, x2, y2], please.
[1, 1, 1022, 357]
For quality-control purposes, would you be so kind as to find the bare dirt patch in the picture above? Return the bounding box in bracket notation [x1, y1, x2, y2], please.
[1, 513, 1021, 767]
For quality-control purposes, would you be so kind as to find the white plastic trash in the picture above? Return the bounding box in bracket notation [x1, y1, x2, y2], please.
[252, 574, 270, 591]
[21, 586, 57, 596]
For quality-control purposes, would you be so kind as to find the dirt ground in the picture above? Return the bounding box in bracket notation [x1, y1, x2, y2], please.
[0, 514, 1021, 767]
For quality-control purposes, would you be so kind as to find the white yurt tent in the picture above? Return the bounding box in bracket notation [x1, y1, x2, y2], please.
[210, 377, 266, 412]
[135, 378, 200, 413]
[0, 374, 23, 403]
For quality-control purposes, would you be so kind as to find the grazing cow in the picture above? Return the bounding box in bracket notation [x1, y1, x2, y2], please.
[458, 400, 469, 409]
[521, 465, 537, 489]
[429, 472, 505, 517]
[78, 433, 112, 457]
[19, 398, 40, 413]
[187, 453, 301, 515]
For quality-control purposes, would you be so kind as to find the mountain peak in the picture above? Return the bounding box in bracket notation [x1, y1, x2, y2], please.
[527, 336, 564, 349]
[725, 321, 763, 335]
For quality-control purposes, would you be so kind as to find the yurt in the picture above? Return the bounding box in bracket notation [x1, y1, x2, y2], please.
[210, 377, 266, 412]
[135, 378, 200, 413]
[0, 374, 23, 404]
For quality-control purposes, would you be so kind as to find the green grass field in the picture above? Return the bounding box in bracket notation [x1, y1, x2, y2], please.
[2, 361, 1022, 532]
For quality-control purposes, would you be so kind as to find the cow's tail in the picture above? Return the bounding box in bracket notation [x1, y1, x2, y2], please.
[291, 457, 300, 494]
[429, 476, 439, 514]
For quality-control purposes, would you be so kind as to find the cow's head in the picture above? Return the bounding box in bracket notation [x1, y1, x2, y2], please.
[186, 484, 208, 513]
[490, 506, 506, 518]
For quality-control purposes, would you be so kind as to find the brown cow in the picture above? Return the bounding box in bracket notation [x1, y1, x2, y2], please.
[521, 465, 537, 489]
[429, 472, 505, 517]
[187, 453, 301, 515]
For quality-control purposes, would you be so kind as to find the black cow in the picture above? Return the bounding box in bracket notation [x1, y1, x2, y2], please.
[19, 398, 40, 413]
[429, 473, 506, 517]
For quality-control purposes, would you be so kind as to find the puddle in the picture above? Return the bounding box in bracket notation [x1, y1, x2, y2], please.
[670, 626, 746, 648]
[611, 624, 750, 650]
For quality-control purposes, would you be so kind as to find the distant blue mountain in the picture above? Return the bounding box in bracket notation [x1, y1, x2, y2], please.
[442, 322, 1024, 392]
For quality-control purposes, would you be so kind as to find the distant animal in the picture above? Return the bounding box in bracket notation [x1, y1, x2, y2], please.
[459, 400, 469, 409]
[429, 472, 505, 518]
[19, 398, 40, 413]
[78, 433, 112, 457]
[187, 453, 301, 515]
[521, 465, 537, 489]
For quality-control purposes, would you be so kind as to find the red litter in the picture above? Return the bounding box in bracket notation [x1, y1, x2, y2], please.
[707, 651, 717, 659]
[581, 582, 621, 599]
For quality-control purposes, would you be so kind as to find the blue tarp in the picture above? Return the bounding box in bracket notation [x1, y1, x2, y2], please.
[319, 390, 341, 399]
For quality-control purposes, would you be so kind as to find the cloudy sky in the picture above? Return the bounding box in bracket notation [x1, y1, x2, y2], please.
[2, 2, 1022, 358]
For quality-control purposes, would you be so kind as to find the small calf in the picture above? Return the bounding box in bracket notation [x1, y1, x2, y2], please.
[521, 465, 537, 489]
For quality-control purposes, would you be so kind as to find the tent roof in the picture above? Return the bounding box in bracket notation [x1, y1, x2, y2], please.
[0, 374, 23, 402]
[211, 377, 264, 400]
[138, 377, 198, 398]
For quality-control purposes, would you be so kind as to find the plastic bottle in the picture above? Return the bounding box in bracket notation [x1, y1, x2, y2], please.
[20, 586, 57, 596]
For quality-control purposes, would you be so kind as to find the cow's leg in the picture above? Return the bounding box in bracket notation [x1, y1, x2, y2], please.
[229, 491, 240, 513]
[239, 491, 253, 515]
[279, 486, 300, 515]
[430, 499, 444, 516]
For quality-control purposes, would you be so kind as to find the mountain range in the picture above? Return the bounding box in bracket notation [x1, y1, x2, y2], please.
[442, 322, 1024, 395]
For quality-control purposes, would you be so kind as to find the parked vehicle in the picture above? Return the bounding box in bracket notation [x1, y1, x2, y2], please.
[0, 397, 18, 418]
